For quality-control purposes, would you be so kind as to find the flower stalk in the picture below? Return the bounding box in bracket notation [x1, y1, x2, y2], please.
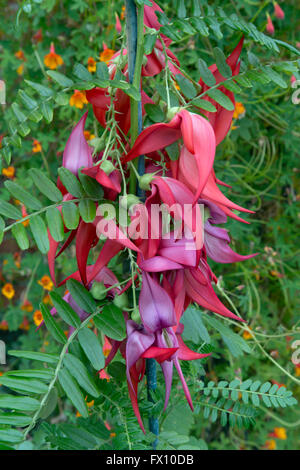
[125, 0, 158, 445]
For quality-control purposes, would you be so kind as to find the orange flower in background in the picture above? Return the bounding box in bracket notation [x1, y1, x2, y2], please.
[99, 369, 110, 381]
[14, 252, 21, 269]
[103, 336, 112, 358]
[265, 439, 276, 450]
[76, 397, 94, 417]
[19, 317, 30, 331]
[272, 427, 287, 440]
[84, 130, 96, 141]
[32, 139, 42, 153]
[271, 380, 285, 388]
[21, 300, 33, 312]
[38, 275, 53, 291]
[69, 90, 88, 109]
[32, 29, 43, 44]
[0, 320, 8, 331]
[33, 310, 43, 326]
[120, 5, 126, 20]
[2, 166, 15, 179]
[21, 204, 29, 227]
[233, 102, 245, 119]
[270, 270, 284, 279]
[15, 50, 25, 61]
[100, 44, 115, 64]
[295, 364, 300, 377]
[44, 43, 63, 70]
[87, 57, 96, 73]
[243, 329, 253, 340]
[43, 294, 52, 305]
[1, 283, 15, 300]
[17, 64, 24, 76]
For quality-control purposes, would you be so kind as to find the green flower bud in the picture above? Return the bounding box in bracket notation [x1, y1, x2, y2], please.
[113, 292, 128, 309]
[90, 281, 107, 300]
[120, 194, 140, 211]
[139, 172, 155, 191]
[166, 106, 182, 121]
[131, 306, 141, 323]
[100, 160, 115, 175]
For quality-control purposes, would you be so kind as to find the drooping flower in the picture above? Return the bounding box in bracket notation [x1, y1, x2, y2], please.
[266, 14, 275, 34]
[115, 13, 122, 33]
[2, 166, 15, 179]
[69, 90, 88, 109]
[63, 112, 93, 175]
[87, 57, 97, 73]
[274, 2, 284, 20]
[1, 283, 15, 300]
[38, 275, 53, 291]
[44, 43, 63, 70]
[32, 139, 42, 153]
[125, 319, 210, 432]
[124, 109, 216, 202]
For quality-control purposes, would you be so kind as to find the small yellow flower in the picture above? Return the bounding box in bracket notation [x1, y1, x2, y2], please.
[38, 275, 54, 291]
[44, 43, 64, 70]
[87, 57, 96, 73]
[233, 102, 245, 119]
[265, 439, 276, 450]
[274, 427, 287, 440]
[99, 48, 115, 64]
[1, 283, 15, 300]
[295, 364, 300, 377]
[69, 90, 88, 109]
[17, 64, 24, 76]
[2, 166, 15, 179]
[32, 139, 42, 153]
[84, 130, 96, 141]
[33, 310, 43, 326]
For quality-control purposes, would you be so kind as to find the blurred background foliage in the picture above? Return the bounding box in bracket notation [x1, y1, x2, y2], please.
[0, 0, 299, 450]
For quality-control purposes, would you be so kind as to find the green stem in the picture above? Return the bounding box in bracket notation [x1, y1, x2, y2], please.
[23, 309, 101, 440]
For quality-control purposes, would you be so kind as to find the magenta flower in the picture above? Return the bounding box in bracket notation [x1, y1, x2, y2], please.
[63, 112, 93, 175]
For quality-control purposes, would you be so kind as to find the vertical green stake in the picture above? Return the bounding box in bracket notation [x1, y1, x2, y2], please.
[125, 0, 158, 447]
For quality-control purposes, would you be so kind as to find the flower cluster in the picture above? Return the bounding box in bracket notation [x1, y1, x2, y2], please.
[46, 2, 256, 431]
